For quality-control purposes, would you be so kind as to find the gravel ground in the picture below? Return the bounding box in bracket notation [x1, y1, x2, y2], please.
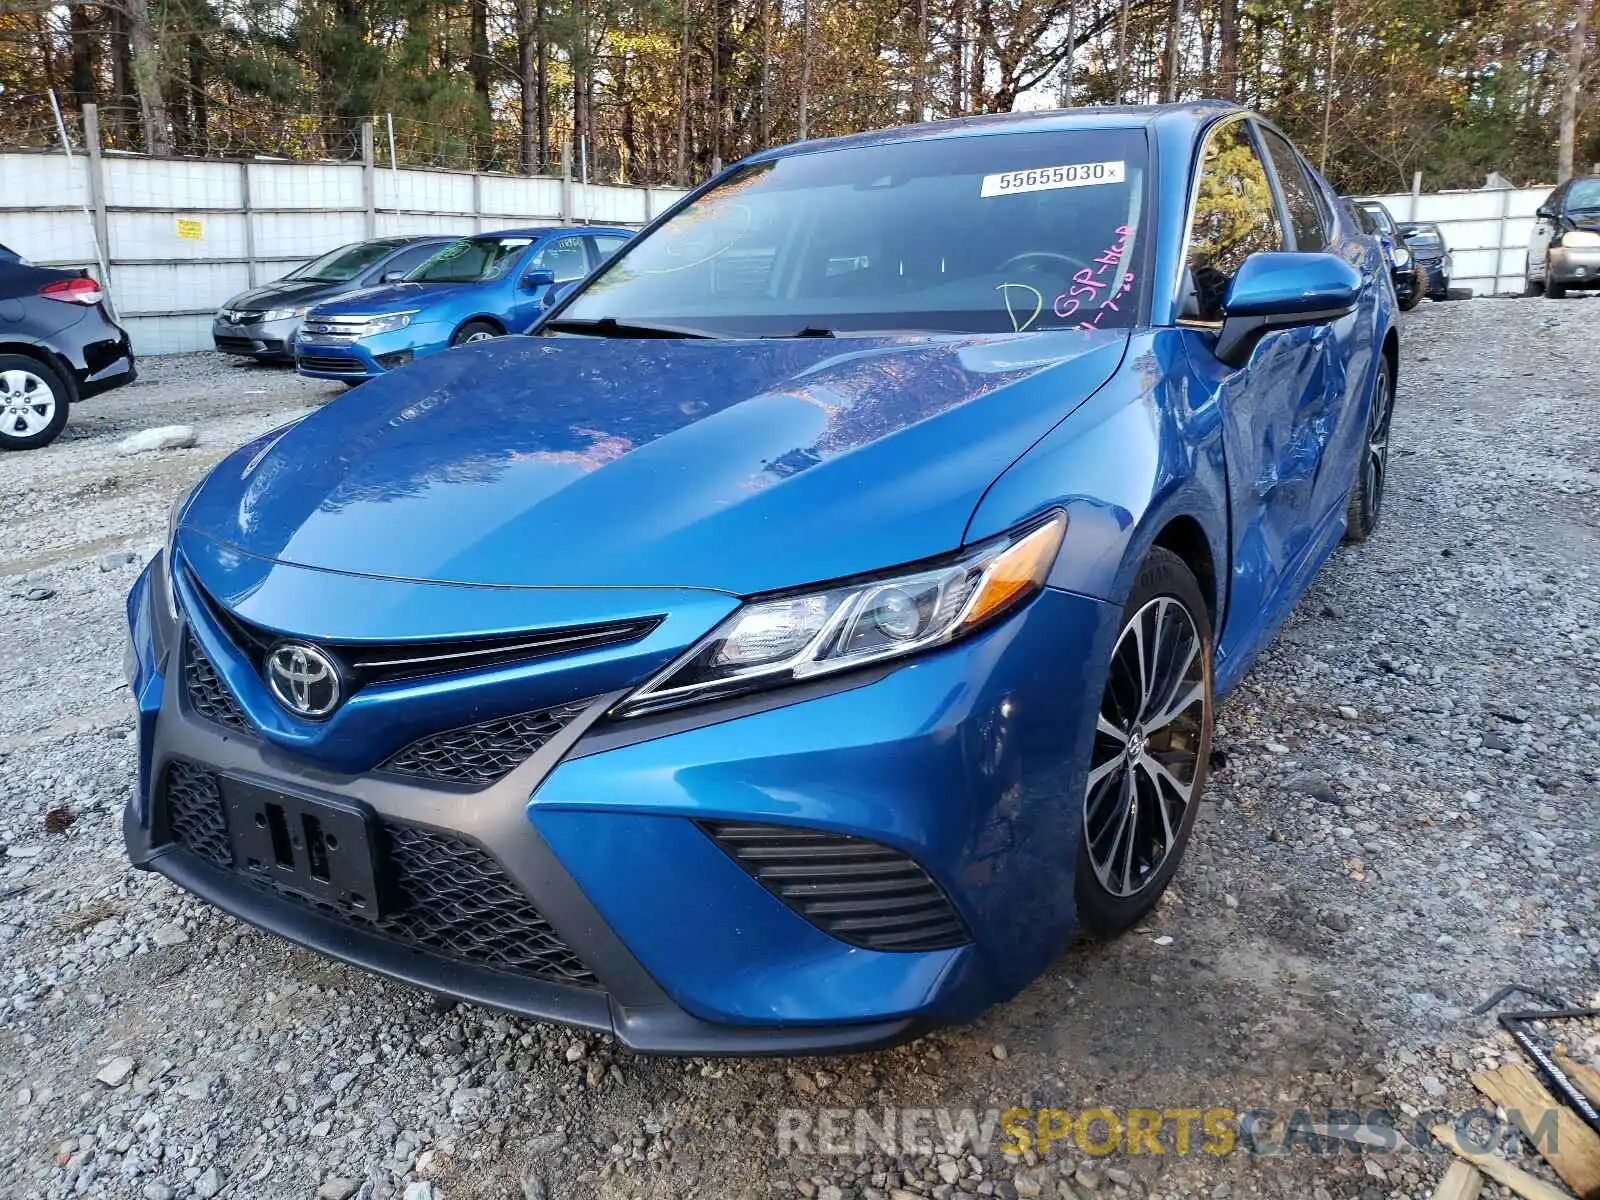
[1, 307, 1596, 1200]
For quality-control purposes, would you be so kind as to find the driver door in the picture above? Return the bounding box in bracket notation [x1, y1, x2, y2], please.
[1176, 118, 1329, 668]
[517, 234, 590, 331]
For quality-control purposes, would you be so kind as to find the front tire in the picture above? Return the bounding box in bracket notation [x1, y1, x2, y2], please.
[1074, 548, 1214, 936]
[1398, 287, 1423, 311]
[452, 320, 501, 346]
[0, 354, 71, 451]
[1344, 356, 1394, 542]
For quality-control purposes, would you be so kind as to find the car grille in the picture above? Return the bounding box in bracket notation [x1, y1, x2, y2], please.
[187, 571, 659, 693]
[382, 699, 595, 788]
[296, 354, 364, 373]
[700, 821, 971, 952]
[184, 634, 251, 732]
[159, 761, 598, 987]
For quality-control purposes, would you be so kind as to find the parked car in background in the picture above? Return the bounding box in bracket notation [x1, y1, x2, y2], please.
[1348, 198, 1420, 309]
[212, 237, 453, 362]
[128, 103, 1398, 1051]
[294, 226, 633, 384]
[1398, 222, 1452, 300]
[1526, 175, 1600, 298]
[1, 253, 134, 451]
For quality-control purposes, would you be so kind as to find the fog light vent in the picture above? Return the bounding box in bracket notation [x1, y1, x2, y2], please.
[699, 821, 970, 952]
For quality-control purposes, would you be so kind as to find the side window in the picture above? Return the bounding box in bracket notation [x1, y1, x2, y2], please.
[1184, 120, 1283, 320]
[1258, 128, 1329, 252]
[381, 242, 444, 280]
[591, 235, 629, 264]
[531, 235, 589, 283]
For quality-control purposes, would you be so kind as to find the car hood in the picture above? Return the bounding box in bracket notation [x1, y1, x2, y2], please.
[307, 281, 471, 317]
[184, 330, 1128, 594]
[222, 278, 344, 312]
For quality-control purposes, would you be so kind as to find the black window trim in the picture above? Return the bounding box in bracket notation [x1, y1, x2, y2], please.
[1252, 119, 1332, 253]
[1174, 111, 1284, 327]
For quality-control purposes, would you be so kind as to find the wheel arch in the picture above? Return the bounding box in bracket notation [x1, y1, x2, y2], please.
[1381, 324, 1399, 388]
[451, 314, 507, 340]
[0, 340, 80, 402]
[1150, 514, 1219, 628]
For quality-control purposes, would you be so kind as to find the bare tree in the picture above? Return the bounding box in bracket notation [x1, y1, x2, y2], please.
[1557, 0, 1591, 182]
[517, 0, 538, 172]
[112, 0, 169, 153]
[1161, 0, 1182, 101]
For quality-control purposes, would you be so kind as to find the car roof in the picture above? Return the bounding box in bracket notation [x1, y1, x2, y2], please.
[473, 225, 634, 239]
[743, 101, 1245, 163]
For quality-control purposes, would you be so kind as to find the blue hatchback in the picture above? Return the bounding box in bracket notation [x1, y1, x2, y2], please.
[294, 226, 633, 382]
[126, 103, 1396, 1053]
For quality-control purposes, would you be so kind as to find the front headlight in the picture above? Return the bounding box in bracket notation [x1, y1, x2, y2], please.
[613, 512, 1067, 717]
[1560, 229, 1600, 248]
[356, 311, 416, 336]
[1389, 244, 1412, 267]
[260, 306, 307, 322]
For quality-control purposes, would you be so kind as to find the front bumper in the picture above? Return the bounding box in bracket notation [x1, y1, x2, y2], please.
[293, 326, 439, 380]
[1390, 264, 1418, 302]
[213, 315, 300, 360]
[123, 554, 1117, 1052]
[1547, 244, 1600, 286]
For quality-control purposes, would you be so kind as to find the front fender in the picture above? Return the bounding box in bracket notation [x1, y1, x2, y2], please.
[965, 327, 1228, 611]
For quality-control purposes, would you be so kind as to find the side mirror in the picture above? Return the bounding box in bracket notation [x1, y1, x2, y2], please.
[1536, 205, 1557, 221]
[521, 268, 556, 291]
[381, 270, 407, 283]
[1215, 251, 1361, 368]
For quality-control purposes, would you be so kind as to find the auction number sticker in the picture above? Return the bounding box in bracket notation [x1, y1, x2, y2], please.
[980, 160, 1125, 198]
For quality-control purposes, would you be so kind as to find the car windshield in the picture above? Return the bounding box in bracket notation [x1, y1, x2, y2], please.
[408, 236, 535, 284]
[1566, 179, 1600, 211]
[1403, 226, 1444, 249]
[557, 129, 1149, 337]
[288, 241, 401, 283]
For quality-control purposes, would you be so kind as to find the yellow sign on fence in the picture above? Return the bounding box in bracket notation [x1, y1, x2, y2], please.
[176, 218, 204, 241]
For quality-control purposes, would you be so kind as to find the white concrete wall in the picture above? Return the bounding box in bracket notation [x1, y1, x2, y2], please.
[0, 150, 687, 355]
[1361, 186, 1551, 298]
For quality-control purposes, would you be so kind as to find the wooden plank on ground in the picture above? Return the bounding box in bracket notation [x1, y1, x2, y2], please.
[1473, 1062, 1600, 1200]
[1430, 1123, 1575, 1200]
[1430, 1161, 1485, 1200]
[1554, 1052, 1600, 1110]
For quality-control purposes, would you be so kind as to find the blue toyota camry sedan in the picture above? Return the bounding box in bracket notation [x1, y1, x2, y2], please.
[125, 103, 1396, 1053]
[294, 226, 633, 383]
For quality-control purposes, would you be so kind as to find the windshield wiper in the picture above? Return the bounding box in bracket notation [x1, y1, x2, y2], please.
[541, 317, 719, 340]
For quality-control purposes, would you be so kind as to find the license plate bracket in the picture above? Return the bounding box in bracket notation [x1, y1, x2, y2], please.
[220, 777, 384, 916]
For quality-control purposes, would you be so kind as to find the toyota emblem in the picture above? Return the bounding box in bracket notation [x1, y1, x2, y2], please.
[265, 642, 342, 718]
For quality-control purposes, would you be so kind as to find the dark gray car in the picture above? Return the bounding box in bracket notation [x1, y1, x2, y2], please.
[213, 237, 453, 361]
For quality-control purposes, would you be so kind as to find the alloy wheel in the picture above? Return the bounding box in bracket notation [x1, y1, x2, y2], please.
[0, 368, 57, 440]
[1084, 596, 1209, 898]
[464, 330, 496, 343]
[1362, 366, 1392, 521]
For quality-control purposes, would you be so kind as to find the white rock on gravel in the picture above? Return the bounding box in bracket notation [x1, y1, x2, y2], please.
[115, 425, 199, 455]
[94, 1057, 135, 1088]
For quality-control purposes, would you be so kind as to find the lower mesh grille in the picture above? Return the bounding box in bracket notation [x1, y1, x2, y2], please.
[296, 354, 363, 373]
[165, 760, 235, 868]
[158, 762, 598, 987]
[183, 635, 251, 733]
[701, 821, 970, 952]
[381, 699, 594, 788]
